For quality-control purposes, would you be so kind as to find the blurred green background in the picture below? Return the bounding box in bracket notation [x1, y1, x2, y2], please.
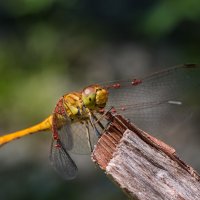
[0, 0, 200, 200]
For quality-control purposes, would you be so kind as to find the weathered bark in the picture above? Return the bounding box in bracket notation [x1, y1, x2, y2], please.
[92, 113, 200, 200]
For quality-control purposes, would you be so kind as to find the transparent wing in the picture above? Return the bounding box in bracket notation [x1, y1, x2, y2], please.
[69, 114, 104, 154]
[49, 139, 78, 180]
[69, 121, 93, 154]
[57, 120, 74, 151]
[104, 64, 200, 138]
[50, 98, 78, 179]
[52, 113, 74, 151]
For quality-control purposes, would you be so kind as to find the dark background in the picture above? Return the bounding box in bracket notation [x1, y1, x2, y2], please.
[0, 1, 200, 200]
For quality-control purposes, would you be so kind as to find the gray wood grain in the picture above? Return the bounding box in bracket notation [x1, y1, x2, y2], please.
[106, 129, 200, 200]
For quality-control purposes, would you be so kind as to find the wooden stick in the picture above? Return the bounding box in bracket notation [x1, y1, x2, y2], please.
[92, 113, 200, 200]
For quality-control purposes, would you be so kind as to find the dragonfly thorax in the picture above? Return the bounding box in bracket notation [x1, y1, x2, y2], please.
[82, 85, 108, 110]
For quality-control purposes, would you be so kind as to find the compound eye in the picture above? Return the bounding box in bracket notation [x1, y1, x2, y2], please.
[83, 87, 96, 96]
[82, 86, 97, 109]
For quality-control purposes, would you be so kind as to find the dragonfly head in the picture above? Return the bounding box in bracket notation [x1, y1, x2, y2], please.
[82, 85, 108, 110]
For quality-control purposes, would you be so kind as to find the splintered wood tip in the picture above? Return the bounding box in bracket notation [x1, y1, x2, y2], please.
[91, 113, 200, 200]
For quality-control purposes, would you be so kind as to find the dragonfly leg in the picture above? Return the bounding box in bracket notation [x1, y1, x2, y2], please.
[85, 121, 93, 152]
[91, 111, 115, 137]
[94, 106, 114, 125]
[89, 113, 103, 138]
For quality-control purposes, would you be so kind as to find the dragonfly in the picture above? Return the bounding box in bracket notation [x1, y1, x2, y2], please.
[0, 64, 200, 180]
